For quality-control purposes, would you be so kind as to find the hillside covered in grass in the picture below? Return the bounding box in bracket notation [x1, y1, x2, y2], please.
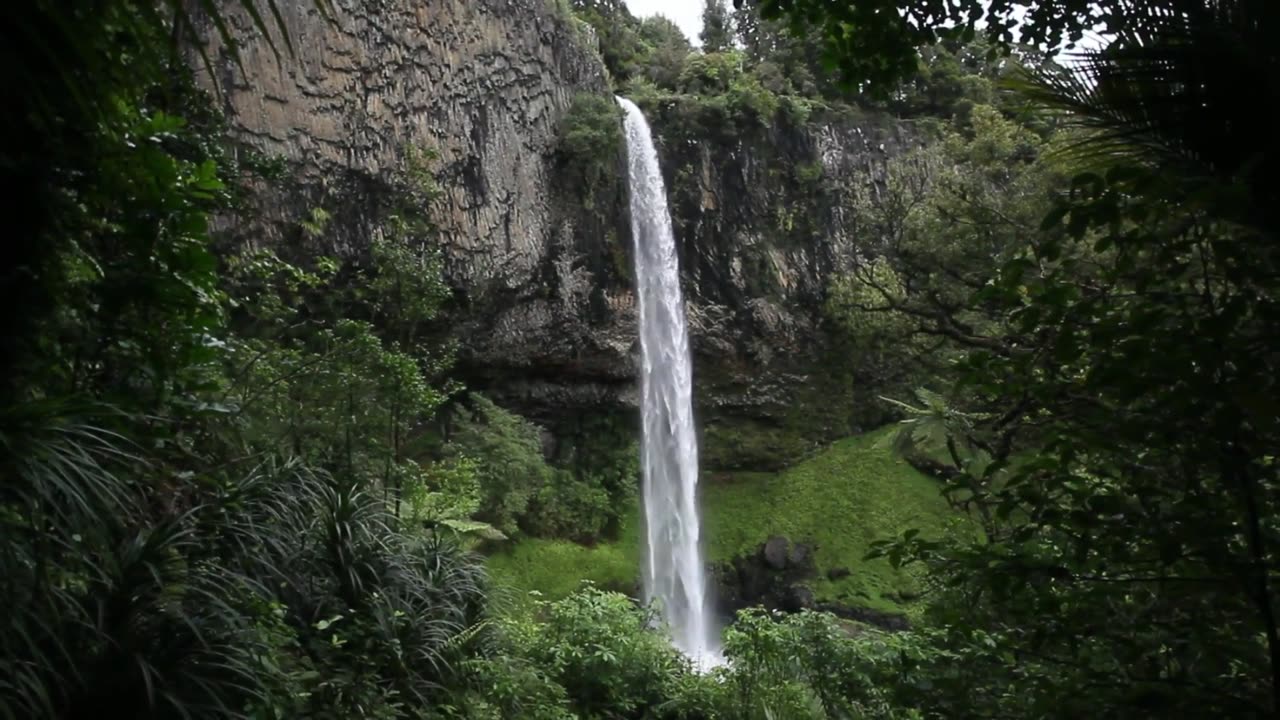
[487, 426, 967, 615]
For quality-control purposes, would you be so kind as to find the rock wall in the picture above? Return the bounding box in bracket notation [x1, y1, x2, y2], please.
[639, 101, 917, 465]
[203, 0, 643, 418]
[203, 0, 919, 467]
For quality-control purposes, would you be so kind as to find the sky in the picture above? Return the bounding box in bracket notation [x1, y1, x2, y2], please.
[626, 0, 702, 45]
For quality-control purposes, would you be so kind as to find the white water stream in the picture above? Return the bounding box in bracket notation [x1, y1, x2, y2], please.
[618, 96, 720, 666]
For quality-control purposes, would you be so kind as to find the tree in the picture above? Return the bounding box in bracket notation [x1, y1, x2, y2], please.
[571, 0, 650, 82]
[830, 0, 1280, 714]
[826, 100, 1063, 528]
[638, 15, 693, 89]
[700, 0, 735, 52]
[747, 0, 1213, 95]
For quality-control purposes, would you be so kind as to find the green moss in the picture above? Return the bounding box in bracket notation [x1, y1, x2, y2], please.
[701, 427, 972, 615]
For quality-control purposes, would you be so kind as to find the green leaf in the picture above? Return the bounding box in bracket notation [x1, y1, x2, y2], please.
[1039, 205, 1069, 231]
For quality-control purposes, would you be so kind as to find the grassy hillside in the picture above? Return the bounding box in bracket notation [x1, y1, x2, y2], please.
[701, 427, 969, 613]
[487, 426, 968, 614]
[486, 508, 642, 601]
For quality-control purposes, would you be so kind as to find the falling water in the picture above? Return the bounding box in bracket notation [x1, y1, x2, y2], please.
[617, 96, 719, 666]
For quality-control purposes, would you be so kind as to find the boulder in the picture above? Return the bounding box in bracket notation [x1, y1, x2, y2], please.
[784, 583, 816, 612]
[787, 542, 811, 568]
[762, 535, 791, 570]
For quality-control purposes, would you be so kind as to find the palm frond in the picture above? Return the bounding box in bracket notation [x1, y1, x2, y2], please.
[1015, 0, 1280, 219]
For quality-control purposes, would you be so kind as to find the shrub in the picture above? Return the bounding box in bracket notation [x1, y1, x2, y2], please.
[780, 95, 817, 125]
[678, 51, 745, 95]
[556, 93, 624, 210]
[529, 587, 688, 717]
[727, 73, 780, 125]
[722, 609, 946, 719]
[446, 396, 640, 543]
[528, 470, 614, 541]
[447, 394, 553, 536]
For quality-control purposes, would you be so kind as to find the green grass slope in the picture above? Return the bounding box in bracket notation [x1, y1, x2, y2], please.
[487, 426, 967, 614]
[486, 507, 642, 600]
[702, 427, 967, 613]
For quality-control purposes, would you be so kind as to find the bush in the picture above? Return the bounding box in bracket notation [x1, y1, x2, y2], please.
[447, 393, 553, 536]
[727, 73, 781, 125]
[722, 609, 944, 719]
[780, 95, 818, 126]
[678, 51, 745, 94]
[446, 397, 638, 543]
[529, 587, 688, 717]
[528, 470, 614, 541]
[556, 93, 624, 210]
[440, 619, 576, 720]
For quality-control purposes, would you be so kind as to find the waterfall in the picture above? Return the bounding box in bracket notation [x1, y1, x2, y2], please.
[617, 96, 719, 666]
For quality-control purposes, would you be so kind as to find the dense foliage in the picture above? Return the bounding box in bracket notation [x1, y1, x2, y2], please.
[6, 0, 1280, 717]
[802, 0, 1280, 715]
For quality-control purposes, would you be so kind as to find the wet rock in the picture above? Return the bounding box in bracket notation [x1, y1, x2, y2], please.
[787, 542, 811, 569]
[763, 536, 791, 570]
[784, 583, 816, 612]
[816, 602, 910, 632]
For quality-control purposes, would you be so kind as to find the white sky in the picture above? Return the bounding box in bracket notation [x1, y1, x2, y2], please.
[625, 0, 702, 45]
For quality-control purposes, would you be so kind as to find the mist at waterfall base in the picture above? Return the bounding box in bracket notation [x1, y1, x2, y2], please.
[618, 96, 722, 669]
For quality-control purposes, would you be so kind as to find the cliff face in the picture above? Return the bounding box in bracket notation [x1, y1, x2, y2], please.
[640, 101, 915, 464]
[206, 0, 914, 467]
[208, 0, 608, 274]
[205, 0, 640, 414]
